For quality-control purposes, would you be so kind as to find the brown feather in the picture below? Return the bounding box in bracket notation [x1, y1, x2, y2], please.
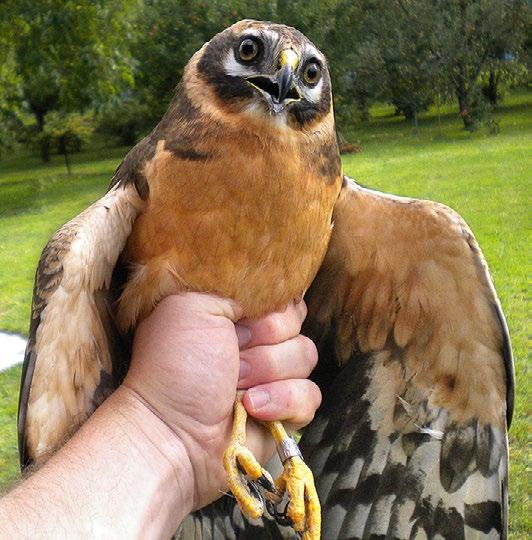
[306, 179, 511, 429]
[20, 186, 142, 465]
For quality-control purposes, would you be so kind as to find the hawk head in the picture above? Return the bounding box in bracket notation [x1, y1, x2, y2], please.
[192, 20, 333, 130]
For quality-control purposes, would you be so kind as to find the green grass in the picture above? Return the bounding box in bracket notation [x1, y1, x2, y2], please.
[0, 92, 529, 535]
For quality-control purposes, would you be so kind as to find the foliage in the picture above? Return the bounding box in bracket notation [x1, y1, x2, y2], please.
[343, 0, 529, 128]
[14, 0, 138, 111]
[39, 112, 94, 174]
[97, 97, 154, 146]
[347, 1, 441, 125]
[481, 61, 529, 106]
[432, 0, 529, 129]
[0, 0, 529, 156]
[0, 2, 25, 154]
[4, 0, 137, 159]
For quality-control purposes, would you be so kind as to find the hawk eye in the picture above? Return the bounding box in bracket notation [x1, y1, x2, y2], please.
[239, 38, 260, 62]
[303, 62, 321, 85]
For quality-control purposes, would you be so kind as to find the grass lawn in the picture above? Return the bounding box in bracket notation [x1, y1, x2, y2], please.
[0, 92, 529, 536]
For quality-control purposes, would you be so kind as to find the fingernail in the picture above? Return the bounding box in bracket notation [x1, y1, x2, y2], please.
[238, 360, 250, 382]
[235, 324, 251, 347]
[247, 388, 271, 411]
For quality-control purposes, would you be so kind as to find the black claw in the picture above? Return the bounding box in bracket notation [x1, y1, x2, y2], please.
[266, 499, 293, 528]
[256, 473, 276, 494]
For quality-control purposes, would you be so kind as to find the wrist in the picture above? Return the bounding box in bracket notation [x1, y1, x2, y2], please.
[0, 385, 197, 538]
[112, 385, 196, 527]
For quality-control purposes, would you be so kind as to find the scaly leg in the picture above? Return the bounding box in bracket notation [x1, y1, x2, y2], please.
[223, 393, 275, 519]
[265, 420, 321, 540]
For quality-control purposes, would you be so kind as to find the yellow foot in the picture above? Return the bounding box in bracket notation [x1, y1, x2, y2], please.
[273, 455, 321, 540]
[223, 441, 275, 520]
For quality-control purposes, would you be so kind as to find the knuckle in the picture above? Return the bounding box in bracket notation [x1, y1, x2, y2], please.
[282, 382, 297, 411]
[298, 300, 308, 320]
[298, 336, 318, 369]
[294, 381, 320, 424]
[262, 313, 285, 340]
[262, 346, 281, 378]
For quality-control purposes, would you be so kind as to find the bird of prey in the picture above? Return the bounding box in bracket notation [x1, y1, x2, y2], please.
[18, 20, 513, 540]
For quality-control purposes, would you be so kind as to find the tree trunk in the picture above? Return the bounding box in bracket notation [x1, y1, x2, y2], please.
[63, 151, 71, 175]
[356, 96, 370, 122]
[412, 108, 419, 133]
[456, 82, 474, 130]
[486, 70, 498, 106]
[60, 138, 71, 175]
[436, 92, 442, 136]
[35, 110, 45, 131]
[33, 109, 50, 162]
[456, 0, 476, 130]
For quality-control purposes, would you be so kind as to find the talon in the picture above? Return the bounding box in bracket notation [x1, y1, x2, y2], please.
[256, 472, 277, 494]
[266, 498, 294, 528]
[223, 442, 272, 520]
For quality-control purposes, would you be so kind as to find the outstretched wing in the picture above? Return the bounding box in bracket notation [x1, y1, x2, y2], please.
[17, 150, 150, 469]
[300, 177, 514, 539]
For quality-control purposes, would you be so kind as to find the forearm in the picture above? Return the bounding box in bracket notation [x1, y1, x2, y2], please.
[0, 387, 194, 539]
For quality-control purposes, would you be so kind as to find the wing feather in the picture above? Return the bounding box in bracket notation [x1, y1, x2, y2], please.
[18, 183, 143, 468]
[301, 177, 513, 539]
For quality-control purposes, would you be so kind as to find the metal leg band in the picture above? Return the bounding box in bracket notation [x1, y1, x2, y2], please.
[277, 437, 302, 463]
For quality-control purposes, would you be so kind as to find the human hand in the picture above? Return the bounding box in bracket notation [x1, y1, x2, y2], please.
[123, 293, 320, 512]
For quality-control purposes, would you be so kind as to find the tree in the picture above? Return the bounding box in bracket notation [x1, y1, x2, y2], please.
[319, 0, 446, 125]
[12, 0, 138, 160]
[345, 0, 527, 129]
[39, 112, 94, 175]
[352, 1, 440, 126]
[434, 0, 528, 129]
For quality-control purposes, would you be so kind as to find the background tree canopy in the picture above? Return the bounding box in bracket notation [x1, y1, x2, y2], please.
[0, 0, 529, 157]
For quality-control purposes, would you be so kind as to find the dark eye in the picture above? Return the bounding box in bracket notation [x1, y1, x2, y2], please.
[303, 62, 321, 85]
[239, 38, 260, 62]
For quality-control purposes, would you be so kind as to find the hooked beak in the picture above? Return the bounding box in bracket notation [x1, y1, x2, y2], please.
[246, 48, 300, 113]
[276, 49, 298, 103]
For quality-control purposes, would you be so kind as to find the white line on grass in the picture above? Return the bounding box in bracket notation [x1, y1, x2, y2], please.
[0, 333, 26, 371]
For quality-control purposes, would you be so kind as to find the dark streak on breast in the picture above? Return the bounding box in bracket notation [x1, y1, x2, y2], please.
[109, 135, 156, 200]
[316, 141, 341, 183]
[164, 140, 214, 162]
